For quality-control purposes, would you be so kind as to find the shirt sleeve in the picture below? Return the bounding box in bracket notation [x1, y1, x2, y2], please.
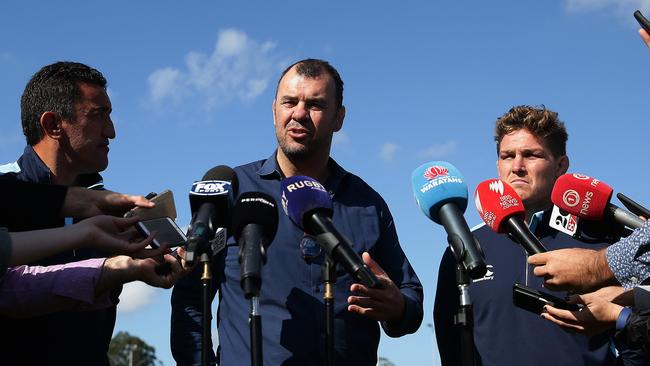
[605, 220, 650, 289]
[372, 200, 424, 338]
[0, 179, 67, 227]
[0, 257, 112, 318]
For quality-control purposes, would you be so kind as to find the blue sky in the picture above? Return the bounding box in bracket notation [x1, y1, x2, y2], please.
[2, 1, 650, 365]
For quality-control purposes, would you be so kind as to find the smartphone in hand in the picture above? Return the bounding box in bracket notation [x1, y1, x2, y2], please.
[136, 217, 187, 249]
[513, 283, 582, 314]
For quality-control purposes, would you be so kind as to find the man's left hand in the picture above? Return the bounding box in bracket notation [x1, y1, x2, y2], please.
[347, 252, 405, 323]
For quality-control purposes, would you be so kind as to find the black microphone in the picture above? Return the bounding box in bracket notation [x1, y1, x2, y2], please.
[280, 175, 381, 289]
[185, 166, 238, 265]
[232, 192, 279, 298]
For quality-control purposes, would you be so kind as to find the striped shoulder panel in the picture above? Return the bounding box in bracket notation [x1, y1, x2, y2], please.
[470, 222, 486, 232]
[0, 162, 21, 174]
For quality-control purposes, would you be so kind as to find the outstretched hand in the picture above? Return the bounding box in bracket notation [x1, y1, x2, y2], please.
[347, 252, 405, 323]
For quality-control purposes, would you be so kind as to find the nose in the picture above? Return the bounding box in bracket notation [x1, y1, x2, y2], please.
[291, 101, 310, 122]
[512, 154, 525, 174]
[104, 117, 116, 139]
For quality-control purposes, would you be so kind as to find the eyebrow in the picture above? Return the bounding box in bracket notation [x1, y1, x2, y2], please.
[279, 95, 328, 105]
[499, 148, 546, 155]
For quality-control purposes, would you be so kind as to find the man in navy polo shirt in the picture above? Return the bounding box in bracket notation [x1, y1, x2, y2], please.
[171, 59, 423, 365]
[434, 105, 645, 365]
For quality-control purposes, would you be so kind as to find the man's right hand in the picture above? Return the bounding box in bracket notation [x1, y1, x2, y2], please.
[63, 187, 154, 218]
[96, 253, 189, 295]
[528, 248, 618, 292]
[76, 215, 165, 259]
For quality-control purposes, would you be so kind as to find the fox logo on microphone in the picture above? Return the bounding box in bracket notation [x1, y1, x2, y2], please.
[191, 180, 231, 196]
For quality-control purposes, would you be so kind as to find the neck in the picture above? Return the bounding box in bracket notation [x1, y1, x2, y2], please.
[524, 201, 551, 224]
[32, 142, 78, 186]
[276, 149, 330, 183]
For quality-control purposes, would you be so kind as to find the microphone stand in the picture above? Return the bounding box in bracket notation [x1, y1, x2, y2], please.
[454, 264, 475, 366]
[186, 228, 226, 366]
[200, 253, 212, 366]
[322, 255, 336, 366]
[249, 296, 263, 366]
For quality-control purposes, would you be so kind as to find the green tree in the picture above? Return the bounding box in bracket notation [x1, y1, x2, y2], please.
[108, 331, 161, 366]
[378, 356, 396, 366]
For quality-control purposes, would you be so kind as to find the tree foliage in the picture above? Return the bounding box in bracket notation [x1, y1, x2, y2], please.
[108, 331, 161, 366]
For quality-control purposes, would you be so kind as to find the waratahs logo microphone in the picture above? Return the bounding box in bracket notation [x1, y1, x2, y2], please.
[424, 166, 449, 180]
[414, 161, 464, 194]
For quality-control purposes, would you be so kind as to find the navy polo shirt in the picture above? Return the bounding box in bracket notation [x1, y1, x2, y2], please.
[171, 152, 423, 366]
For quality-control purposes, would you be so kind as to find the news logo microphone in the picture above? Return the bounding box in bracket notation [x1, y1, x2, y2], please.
[232, 192, 278, 298]
[280, 175, 381, 289]
[411, 162, 486, 279]
[185, 165, 239, 265]
[551, 174, 644, 230]
[474, 179, 547, 255]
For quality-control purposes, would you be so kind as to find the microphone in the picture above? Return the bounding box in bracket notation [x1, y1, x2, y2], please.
[411, 162, 486, 279]
[474, 179, 547, 255]
[280, 175, 381, 289]
[232, 192, 279, 298]
[551, 174, 644, 230]
[185, 166, 239, 265]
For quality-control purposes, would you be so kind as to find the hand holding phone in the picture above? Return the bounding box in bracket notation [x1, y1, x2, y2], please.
[136, 217, 187, 249]
[513, 283, 582, 314]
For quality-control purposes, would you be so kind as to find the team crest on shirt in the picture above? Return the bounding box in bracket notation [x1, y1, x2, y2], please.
[472, 264, 494, 283]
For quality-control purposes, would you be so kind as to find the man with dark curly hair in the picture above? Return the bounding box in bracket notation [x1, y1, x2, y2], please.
[434, 105, 645, 365]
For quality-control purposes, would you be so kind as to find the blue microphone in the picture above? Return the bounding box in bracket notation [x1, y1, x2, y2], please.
[280, 175, 381, 288]
[411, 162, 486, 278]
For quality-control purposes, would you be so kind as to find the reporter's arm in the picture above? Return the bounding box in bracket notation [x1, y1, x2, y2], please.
[7, 216, 160, 265]
[605, 220, 650, 289]
[63, 187, 154, 218]
[0, 258, 112, 318]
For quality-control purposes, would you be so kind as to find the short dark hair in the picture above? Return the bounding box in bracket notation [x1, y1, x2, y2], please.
[494, 105, 568, 157]
[275, 58, 344, 107]
[21, 61, 107, 145]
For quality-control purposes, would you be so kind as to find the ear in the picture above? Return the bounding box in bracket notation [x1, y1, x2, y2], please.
[272, 100, 277, 127]
[333, 105, 345, 132]
[39, 112, 63, 140]
[556, 155, 569, 177]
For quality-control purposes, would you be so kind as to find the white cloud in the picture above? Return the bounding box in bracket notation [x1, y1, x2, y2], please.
[380, 142, 399, 162]
[418, 140, 458, 159]
[564, 0, 650, 14]
[147, 29, 282, 112]
[333, 130, 350, 146]
[148, 68, 183, 103]
[117, 281, 157, 313]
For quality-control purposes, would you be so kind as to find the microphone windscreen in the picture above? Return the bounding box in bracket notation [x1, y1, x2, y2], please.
[474, 179, 525, 233]
[411, 161, 468, 224]
[280, 175, 332, 229]
[189, 165, 238, 214]
[201, 165, 239, 194]
[551, 173, 613, 220]
[232, 191, 279, 242]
